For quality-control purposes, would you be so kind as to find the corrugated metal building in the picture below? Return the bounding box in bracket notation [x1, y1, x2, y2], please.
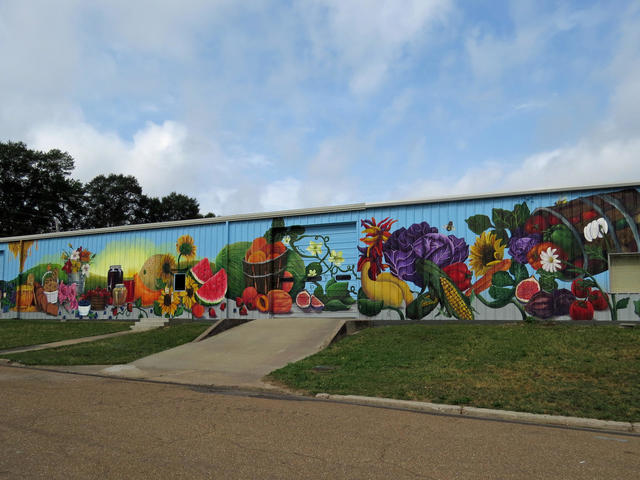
[1, 183, 639, 323]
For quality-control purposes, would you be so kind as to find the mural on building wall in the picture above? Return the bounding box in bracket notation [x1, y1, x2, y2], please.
[0, 218, 358, 320]
[1, 188, 639, 321]
[356, 188, 640, 321]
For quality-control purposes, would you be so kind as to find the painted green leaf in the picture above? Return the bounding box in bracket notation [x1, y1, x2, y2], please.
[134, 297, 142, 308]
[324, 299, 350, 311]
[175, 306, 184, 317]
[616, 297, 630, 310]
[492, 271, 515, 287]
[314, 285, 328, 304]
[153, 301, 162, 316]
[306, 261, 323, 276]
[465, 214, 493, 235]
[488, 286, 513, 302]
[634, 299, 640, 317]
[406, 293, 439, 320]
[492, 208, 515, 230]
[538, 274, 558, 292]
[326, 281, 349, 299]
[341, 296, 356, 305]
[513, 202, 531, 228]
[264, 218, 286, 243]
[358, 298, 384, 316]
[509, 262, 530, 284]
[491, 228, 510, 248]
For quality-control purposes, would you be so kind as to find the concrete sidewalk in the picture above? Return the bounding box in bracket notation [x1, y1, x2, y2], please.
[98, 317, 346, 388]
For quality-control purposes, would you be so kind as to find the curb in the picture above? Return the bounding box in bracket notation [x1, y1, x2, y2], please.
[315, 393, 639, 434]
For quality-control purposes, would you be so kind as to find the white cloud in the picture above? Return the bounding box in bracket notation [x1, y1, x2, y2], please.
[260, 178, 303, 212]
[465, 2, 609, 81]
[304, 0, 452, 94]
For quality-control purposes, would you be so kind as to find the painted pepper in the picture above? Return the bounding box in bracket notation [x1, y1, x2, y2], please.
[442, 262, 473, 291]
[588, 290, 609, 311]
[569, 299, 594, 320]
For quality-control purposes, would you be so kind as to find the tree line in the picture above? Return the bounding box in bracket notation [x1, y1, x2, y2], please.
[0, 141, 214, 237]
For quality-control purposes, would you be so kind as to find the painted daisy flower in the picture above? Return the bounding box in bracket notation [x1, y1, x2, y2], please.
[176, 235, 197, 260]
[306, 240, 323, 256]
[540, 246, 562, 273]
[329, 250, 344, 266]
[583, 218, 608, 242]
[159, 287, 180, 316]
[282, 235, 291, 246]
[81, 264, 90, 276]
[307, 269, 317, 277]
[469, 231, 505, 276]
[179, 276, 199, 309]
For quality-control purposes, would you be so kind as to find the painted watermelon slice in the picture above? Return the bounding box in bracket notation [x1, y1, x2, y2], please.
[190, 257, 213, 285]
[195, 268, 227, 306]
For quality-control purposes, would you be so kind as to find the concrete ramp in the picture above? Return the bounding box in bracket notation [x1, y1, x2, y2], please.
[102, 317, 345, 388]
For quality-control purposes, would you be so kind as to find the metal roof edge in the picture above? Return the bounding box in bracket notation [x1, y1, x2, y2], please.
[1, 181, 638, 243]
[364, 181, 640, 210]
[0, 202, 367, 242]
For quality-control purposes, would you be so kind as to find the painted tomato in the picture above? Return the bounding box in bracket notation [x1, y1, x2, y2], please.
[524, 214, 549, 235]
[569, 300, 594, 320]
[571, 278, 592, 298]
[588, 290, 609, 311]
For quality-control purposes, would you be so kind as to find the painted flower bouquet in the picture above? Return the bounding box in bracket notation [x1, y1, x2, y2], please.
[61, 244, 95, 276]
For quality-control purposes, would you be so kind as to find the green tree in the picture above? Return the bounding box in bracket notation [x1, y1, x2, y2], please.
[81, 174, 148, 228]
[0, 141, 84, 236]
[143, 192, 214, 223]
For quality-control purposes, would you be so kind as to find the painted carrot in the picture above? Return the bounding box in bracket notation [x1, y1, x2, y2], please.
[464, 259, 512, 296]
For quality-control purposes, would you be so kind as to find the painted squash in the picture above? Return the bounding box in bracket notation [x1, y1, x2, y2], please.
[133, 273, 161, 306]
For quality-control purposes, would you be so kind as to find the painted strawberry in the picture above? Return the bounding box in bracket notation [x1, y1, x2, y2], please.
[239, 305, 248, 315]
[209, 307, 217, 318]
[127, 303, 133, 312]
[220, 302, 226, 311]
[236, 297, 244, 307]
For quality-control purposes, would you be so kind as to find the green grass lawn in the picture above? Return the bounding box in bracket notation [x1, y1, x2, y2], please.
[0, 319, 132, 350]
[268, 323, 640, 422]
[1, 323, 209, 365]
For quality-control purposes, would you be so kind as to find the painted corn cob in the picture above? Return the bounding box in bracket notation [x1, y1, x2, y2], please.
[440, 276, 474, 321]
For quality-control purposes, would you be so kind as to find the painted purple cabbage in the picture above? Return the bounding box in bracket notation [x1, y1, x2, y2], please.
[508, 228, 541, 264]
[552, 288, 576, 316]
[383, 221, 468, 288]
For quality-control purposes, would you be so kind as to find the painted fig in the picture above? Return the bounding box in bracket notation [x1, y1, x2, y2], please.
[524, 291, 554, 319]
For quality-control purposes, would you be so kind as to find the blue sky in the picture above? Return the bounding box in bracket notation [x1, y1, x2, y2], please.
[1, 0, 639, 216]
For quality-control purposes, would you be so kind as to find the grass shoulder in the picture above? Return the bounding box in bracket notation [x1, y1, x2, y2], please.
[0, 319, 132, 350]
[1, 323, 209, 366]
[268, 323, 640, 422]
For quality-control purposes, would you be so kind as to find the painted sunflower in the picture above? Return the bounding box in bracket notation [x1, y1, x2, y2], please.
[176, 235, 197, 260]
[159, 254, 177, 284]
[179, 276, 199, 310]
[469, 231, 506, 276]
[159, 287, 180, 316]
